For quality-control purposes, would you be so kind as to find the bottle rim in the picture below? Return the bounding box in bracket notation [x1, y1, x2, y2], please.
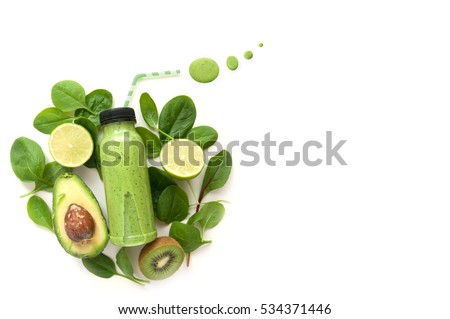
[100, 108, 136, 125]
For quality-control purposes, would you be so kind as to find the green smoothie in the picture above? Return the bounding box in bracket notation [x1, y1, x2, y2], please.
[244, 50, 253, 60]
[226, 56, 239, 71]
[99, 108, 156, 246]
[189, 57, 220, 83]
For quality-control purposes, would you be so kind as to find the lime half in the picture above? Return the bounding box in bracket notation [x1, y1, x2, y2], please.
[160, 139, 204, 180]
[49, 123, 94, 168]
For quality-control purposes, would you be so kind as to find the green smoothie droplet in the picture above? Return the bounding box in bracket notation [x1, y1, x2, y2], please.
[244, 50, 253, 60]
[258, 43, 264, 47]
[189, 57, 220, 83]
[226, 56, 239, 71]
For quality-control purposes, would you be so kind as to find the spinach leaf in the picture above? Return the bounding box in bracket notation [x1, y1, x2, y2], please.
[148, 167, 176, 209]
[27, 195, 53, 232]
[169, 222, 211, 253]
[116, 248, 149, 284]
[75, 118, 101, 177]
[188, 201, 225, 230]
[156, 185, 189, 223]
[85, 89, 113, 114]
[75, 118, 98, 146]
[82, 253, 116, 279]
[10, 137, 46, 182]
[75, 117, 98, 142]
[140, 92, 158, 129]
[42, 162, 69, 184]
[22, 162, 71, 197]
[83, 155, 97, 169]
[76, 89, 113, 126]
[33, 107, 74, 134]
[51, 80, 89, 113]
[83, 252, 148, 285]
[187, 126, 218, 149]
[34, 162, 71, 192]
[136, 127, 162, 158]
[200, 150, 232, 200]
[116, 248, 134, 277]
[158, 95, 196, 143]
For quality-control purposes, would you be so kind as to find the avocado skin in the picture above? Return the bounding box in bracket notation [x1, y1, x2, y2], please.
[53, 173, 109, 258]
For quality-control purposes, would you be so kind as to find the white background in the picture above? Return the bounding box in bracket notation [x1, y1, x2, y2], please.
[1, 1, 450, 318]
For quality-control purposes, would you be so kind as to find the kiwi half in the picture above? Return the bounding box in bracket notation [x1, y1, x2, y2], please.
[139, 236, 185, 280]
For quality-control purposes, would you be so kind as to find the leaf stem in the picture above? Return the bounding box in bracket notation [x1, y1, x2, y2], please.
[201, 227, 205, 241]
[82, 106, 96, 115]
[32, 174, 54, 188]
[116, 273, 146, 286]
[20, 188, 42, 198]
[20, 177, 55, 198]
[188, 189, 205, 267]
[189, 199, 230, 207]
[186, 181, 199, 205]
[158, 129, 174, 141]
[133, 276, 150, 283]
[196, 191, 204, 213]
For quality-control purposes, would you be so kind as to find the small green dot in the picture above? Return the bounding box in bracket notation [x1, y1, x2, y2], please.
[226, 56, 239, 71]
[189, 57, 220, 83]
[258, 43, 264, 47]
[244, 50, 253, 60]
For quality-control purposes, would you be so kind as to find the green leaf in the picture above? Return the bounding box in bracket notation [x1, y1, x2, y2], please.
[158, 95, 196, 143]
[136, 127, 162, 158]
[83, 154, 97, 168]
[75, 118, 101, 177]
[27, 195, 53, 232]
[188, 201, 225, 230]
[82, 253, 116, 279]
[33, 107, 74, 134]
[10, 137, 45, 182]
[83, 153, 98, 170]
[140, 93, 158, 129]
[83, 253, 146, 285]
[34, 162, 71, 192]
[75, 117, 98, 146]
[148, 167, 176, 209]
[51, 80, 88, 113]
[169, 222, 210, 253]
[116, 248, 134, 277]
[187, 126, 218, 149]
[75, 89, 113, 126]
[86, 89, 113, 113]
[42, 162, 70, 184]
[200, 150, 232, 199]
[156, 185, 189, 223]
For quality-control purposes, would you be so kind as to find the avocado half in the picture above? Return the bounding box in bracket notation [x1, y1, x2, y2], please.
[53, 173, 109, 258]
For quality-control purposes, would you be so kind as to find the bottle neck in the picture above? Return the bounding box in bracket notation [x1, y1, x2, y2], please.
[103, 121, 136, 135]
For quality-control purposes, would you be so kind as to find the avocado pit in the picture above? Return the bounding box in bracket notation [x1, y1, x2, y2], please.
[64, 204, 95, 242]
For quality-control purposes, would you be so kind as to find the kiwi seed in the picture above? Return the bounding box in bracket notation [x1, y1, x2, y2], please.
[139, 236, 185, 280]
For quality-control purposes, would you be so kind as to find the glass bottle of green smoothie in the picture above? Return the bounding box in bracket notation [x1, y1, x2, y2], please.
[99, 108, 157, 246]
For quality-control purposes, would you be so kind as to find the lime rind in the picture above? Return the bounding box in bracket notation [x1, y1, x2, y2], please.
[48, 123, 94, 168]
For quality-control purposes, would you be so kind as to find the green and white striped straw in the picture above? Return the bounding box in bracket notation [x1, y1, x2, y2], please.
[124, 70, 181, 107]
